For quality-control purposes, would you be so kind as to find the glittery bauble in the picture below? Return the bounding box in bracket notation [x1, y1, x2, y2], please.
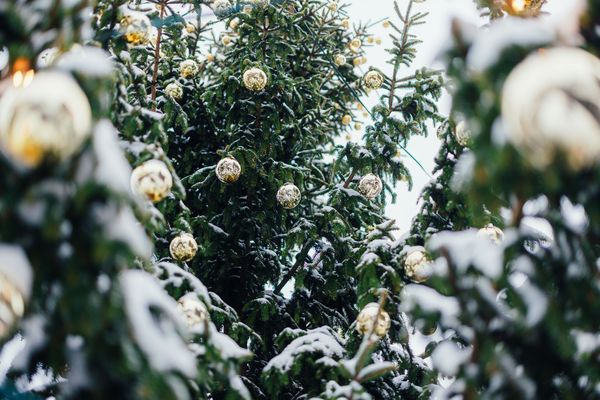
[454, 120, 470, 146]
[358, 173, 383, 199]
[185, 23, 196, 34]
[120, 12, 153, 45]
[169, 233, 198, 262]
[179, 59, 199, 79]
[404, 249, 429, 283]
[477, 224, 504, 244]
[334, 54, 346, 66]
[340, 19, 350, 29]
[130, 159, 173, 202]
[355, 303, 391, 337]
[212, 0, 232, 17]
[327, 2, 338, 11]
[341, 115, 352, 125]
[229, 17, 240, 30]
[0, 72, 92, 168]
[216, 157, 241, 183]
[502, 48, 600, 171]
[363, 70, 384, 90]
[177, 294, 209, 328]
[0, 245, 32, 339]
[165, 83, 183, 100]
[503, 0, 544, 17]
[276, 183, 301, 209]
[243, 67, 268, 91]
[349, 38, 361, 52]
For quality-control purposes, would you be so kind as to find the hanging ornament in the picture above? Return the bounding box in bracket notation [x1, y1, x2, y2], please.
[349, 38, 361, 53]
[334, 54, 346, 66]
[120, 12, 153, 45]
[383, 20, 390, 28]
[212, 0, 232, 17]
[164, 82, 183, 100]
[477, 224, 504, 244]
[222, 35, 232, 46]
[503, 0, 544, 17]
[179, 59, 199, 79]
[454, 120, 470, 146]
[243, 67, 268, 91]
[177, 294, 209, 328]
[0, 71, 92, 168]
[216, 157, 241, 183]
[363, 70, 384, 90]
[276, 183, 301, 209]
[358, 173, 383, 199]
[327, 2, 338, 12]
[0, 245, 32, 339]
[341, 115, 352, 125]
[502, 47, 600, 171]
[355, 302, 391, 337]
[404, 248, 430, 283]
[340, 19, 350, 29]
[169, 233, 198, 262]
[185, 23, 196, 34]
[130, 159, 173, 203]
[229, 17, 240, 30]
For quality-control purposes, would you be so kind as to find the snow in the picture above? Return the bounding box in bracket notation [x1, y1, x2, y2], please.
[154, 261, 211, 305]
[92, 203, 153, 259]
[572, 330, 600, 356]
[466, 17, 555, 71]
[263, 327, 344, 374]
[560, 197, 588, 234]
[428, 229, 504, 279]
[57, 46, 113, 77]
[0, 244, 33, 299]
[119, 270, 196, 377]
[401, 285, 460, 327]
[93, 120, 133, 195]
[431, 341, 471, 376]
[513, 280, 548, 327]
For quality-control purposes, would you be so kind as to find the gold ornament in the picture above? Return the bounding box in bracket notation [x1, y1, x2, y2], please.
[502, 48, 600, 171]
[0, 71, 92, 168]
[503, 0, 544, 17]
[334, 54, 347, 66]
[243, 67, 268, 91]
[206, 54, 215, 63]
[354, 123, 362, 131]
[130, 159, 173, 202]
[358, 173, 383, 199]
[216, 157, 241, 183]
[229, 17, 240, 30]
[477, 224, 504, 244]
[454, 120, 470, 146]
[0, 245, 32, 339]
[179, 59, 199, 79]
[349, 38, 361, 52]
[356, 303, 390, 337]
[404, 249, 430, 283]
[367, 36, 375, 44]
[375, 37, 382, 45]
[383, 20, 390, 28]
[363, 70, 384, 90]
[212, 0, 232, 17]
[185, 23, 196, 34]
[165, 83, 183, 100]
[177, 294, 209, 328]
[120, 12, 153, 45]
[170, 233, 198, 262]
[341, 115, 352, 125]
[340, 19, 350, 29]
[276, 183, 301, 209]
[222, 35, 232, 46]
[327, 2, 338, 11]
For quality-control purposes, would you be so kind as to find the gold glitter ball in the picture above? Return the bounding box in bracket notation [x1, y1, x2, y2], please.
[170, 232, 198, 262]
[165, 83, 183, 100]
[363, 70, 384, 90]
[177, 294, 209, 328]
[334, 54, 347, 66]
[341, 115, 352, 125]
[216, 156, 241, 183]
[120, 12, 153, 45]
[356, 303, 391, 337]
[243, 67, 268, 91]
[276, 183, 301, 209]
[358, 173, 383, 199]
[130, 159, 173, 203]
[179, 59, 199, 79]
[404, 249, 430, 283]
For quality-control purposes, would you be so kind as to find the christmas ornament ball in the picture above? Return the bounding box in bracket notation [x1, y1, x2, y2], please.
[477, 224, 504, 244]
[177, 294, 209, 328]
[243, 67, 268, 91]
[358, 173, 383, 199]
[0, 245, 33, 339]
[334, 54, 347, 66]
[165, 83, 183, 100]
[170, 233, 198, 262]
[179, 59, 199, 79]
[341, 115, 352, 125]
[212, 0, 232, 17]
[276, 183, 301, 209]
[0, 71, 92, 168]
[363, 70, 384, 90]
[454, 120, 470, 146]
[130, 159, 173, 202]
[120, 12, 153, 45]
[501, 47, 600, 170]
[216, 157, 241, 183]
[356, 303, 391, 337]
[404, 249, 430, 283]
